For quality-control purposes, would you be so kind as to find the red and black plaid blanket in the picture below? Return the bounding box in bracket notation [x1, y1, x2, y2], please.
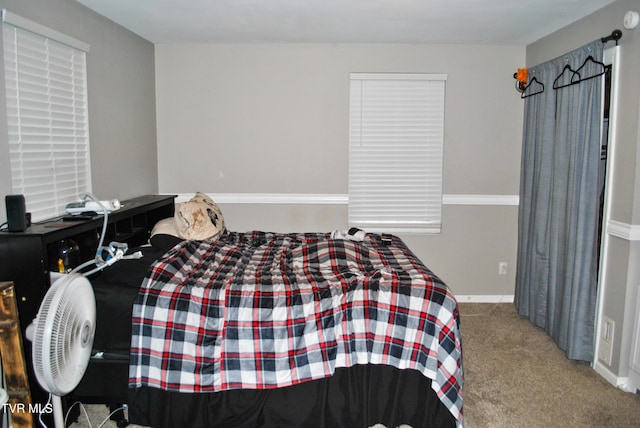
[129, 231, 463, 426]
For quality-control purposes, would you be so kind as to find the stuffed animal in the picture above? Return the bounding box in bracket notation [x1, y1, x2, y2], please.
[174, 192, 225, 241]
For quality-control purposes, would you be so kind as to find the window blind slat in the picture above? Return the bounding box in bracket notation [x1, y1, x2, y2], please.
[348, 74, 446, 233]
[3, 21, 91, 221]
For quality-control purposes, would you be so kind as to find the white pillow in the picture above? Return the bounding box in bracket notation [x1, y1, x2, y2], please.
[151, 217, 180, 238]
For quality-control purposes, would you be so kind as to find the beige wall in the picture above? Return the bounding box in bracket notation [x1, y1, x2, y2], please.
[526, 0, 640, 382]
[0, 0, 159, 218]
[155, 43, 525, 297]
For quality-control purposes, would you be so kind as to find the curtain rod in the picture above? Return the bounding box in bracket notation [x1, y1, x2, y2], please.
[601, 29, 622, 45]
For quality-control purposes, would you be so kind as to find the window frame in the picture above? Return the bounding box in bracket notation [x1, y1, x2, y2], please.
[348, 72, 447, 234]
[2, 10, 91, 222]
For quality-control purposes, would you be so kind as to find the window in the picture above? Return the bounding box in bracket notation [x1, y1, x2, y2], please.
[348, 73, 446, 233]
[2, 10, 91, 221]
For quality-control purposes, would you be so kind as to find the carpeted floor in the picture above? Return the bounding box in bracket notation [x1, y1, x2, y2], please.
[459, 303, 640, 428]
[70, 303, 640, 427]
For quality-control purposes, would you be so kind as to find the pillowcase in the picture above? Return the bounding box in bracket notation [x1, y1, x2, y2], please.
[149, 217, 183, 252]
[174, 192, 225, 241]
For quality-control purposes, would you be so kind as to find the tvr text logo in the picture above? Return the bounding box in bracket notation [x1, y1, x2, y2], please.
[2, 402, 54, 414]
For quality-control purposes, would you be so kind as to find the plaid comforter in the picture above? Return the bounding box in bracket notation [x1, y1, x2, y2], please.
[129, 231, 463, 426]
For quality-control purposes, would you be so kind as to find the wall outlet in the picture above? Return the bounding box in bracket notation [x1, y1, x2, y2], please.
[498, 262, 508, 275]
[598, 316, 615, 365]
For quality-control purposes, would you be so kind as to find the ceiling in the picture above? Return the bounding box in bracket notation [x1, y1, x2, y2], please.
[75, 0, 617, 45]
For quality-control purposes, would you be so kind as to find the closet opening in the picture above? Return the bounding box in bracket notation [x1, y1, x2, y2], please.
[593, 45, 620, 370]
[596, 60, 612, 276]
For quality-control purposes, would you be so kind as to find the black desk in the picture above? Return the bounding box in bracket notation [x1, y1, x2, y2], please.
[0, 194, 175, 409]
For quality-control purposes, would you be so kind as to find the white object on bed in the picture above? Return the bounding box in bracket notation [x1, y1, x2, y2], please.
[331, 227, 366, 241]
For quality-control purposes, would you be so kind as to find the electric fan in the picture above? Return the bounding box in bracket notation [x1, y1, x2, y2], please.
[28, 273, 96, 428]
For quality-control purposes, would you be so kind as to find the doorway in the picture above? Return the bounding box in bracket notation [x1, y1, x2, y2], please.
[516, 39, 611, 362]
[596, 60, 612, 273]
[594, 45, 619, 369]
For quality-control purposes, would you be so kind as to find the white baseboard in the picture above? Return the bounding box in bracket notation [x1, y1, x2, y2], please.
[455, 295, 514, 303]
[593, 360, 635, 392]
[593, 360, 619, 386]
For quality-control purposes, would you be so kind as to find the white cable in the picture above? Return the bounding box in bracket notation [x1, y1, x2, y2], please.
[77, 246, 126, 277]
[62, 401, 127, 428]
[81, 193, 109, 263]
[64, 400, 92, 428]
[71, 259, 98, 274]
[97, 405, 127, 428]
[69, 192, 127, 277]
[123, 250, 143, 260]
[459, 273, 512, 317]
[38, 393, 52, 428]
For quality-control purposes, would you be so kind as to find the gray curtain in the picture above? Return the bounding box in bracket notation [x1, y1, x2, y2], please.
[515, 40, 604, 361]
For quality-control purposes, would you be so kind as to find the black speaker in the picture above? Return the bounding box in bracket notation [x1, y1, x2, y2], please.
[6, 194, 26, 232]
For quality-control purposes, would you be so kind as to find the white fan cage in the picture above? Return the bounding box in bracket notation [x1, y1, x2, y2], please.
[32, 273, 95, 396]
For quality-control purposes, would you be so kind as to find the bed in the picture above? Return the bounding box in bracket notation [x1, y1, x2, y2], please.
[123, 228, 463, 427]
[74, 194, 463, 427]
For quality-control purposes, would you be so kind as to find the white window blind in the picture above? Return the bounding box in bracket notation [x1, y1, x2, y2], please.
[2, 12, 91, 221]
[349, 73, 446, 234]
